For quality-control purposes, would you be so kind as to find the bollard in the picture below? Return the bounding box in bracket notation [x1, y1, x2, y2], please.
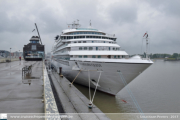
[59, 67, 62, 75]
[59, 67, 63, 77]
[88, 103, 93, 109]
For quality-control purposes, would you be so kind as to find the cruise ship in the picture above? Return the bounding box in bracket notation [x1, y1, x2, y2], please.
[51, 21, 153, 95]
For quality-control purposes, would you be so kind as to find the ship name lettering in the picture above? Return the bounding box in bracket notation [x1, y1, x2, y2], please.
[80, 63, 102, 67]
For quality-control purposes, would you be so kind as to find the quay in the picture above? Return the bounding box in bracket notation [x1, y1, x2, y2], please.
[0, 60, 110, 120]
[0, 61, 44, 113]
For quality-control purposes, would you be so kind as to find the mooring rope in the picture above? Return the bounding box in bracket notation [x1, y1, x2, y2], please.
[119, 71, 146, 120]
[91, 71, 102, 103]
[88, 70, 92, 103]
[87, 70, 102, 108]
[70, 70, 81, 85]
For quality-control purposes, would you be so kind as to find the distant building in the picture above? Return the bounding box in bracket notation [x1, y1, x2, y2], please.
[12, 51, 23, 58]
[0, 50, 22, 58]
[0, 50, 10, 58]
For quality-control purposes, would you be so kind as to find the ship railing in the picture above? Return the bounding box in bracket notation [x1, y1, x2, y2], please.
[105, 33, 115, 37]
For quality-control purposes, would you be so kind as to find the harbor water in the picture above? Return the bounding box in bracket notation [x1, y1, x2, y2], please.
[74, 60, 180, 114]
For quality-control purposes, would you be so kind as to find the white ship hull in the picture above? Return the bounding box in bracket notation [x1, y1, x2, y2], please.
[51, 59, 152, 95]
[50, 22, 153, 95]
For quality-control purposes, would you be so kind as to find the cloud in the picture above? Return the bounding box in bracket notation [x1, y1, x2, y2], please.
[108, 1, 138, 25]
[146, 0, 180, 17]
[0, 0, 179, 54]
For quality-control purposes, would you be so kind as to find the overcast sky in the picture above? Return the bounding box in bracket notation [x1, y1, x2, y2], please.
[0, 0, 179, 55]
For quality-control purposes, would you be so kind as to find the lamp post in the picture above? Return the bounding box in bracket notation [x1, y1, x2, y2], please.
[10, 48, 11, 62]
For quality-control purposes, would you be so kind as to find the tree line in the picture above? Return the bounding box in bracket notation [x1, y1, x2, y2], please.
[149, 53, 180, 59]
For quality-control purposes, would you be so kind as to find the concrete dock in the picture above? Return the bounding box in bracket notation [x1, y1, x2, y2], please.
[48, 71, 110, 120]
[0, 60, 110, 120]
[0, 61, 44, 113]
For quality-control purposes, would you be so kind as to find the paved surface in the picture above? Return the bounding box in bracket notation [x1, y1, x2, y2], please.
[50, 71, 110, 120]
[0, 60, 44, 113]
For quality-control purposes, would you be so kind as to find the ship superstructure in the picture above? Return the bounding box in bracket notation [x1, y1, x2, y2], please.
[51, 21, 153, 95]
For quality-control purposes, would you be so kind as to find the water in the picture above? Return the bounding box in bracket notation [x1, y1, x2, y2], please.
[74, 60, 180, 114]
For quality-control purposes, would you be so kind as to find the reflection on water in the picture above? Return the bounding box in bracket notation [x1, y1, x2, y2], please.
[74, 60, 180, 115]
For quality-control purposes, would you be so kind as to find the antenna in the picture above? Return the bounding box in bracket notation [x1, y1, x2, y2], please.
[67, 20, 81, 29]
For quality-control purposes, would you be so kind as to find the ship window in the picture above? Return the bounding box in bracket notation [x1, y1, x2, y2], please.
[84, 55, 88, 58]
[109, 47, 110, 50]
[113, 48, 115, 50]
[32, 45, 36, 50]
[90, 36, 92, 38]
[84, 47, 87, 50]
[82, 36, 85, 38]
[96, 47, 98, 50]
[78, 41, 81, 43]
[74, 41, 76, 43]
[93, 36, 95, 38]
[83, 41, 86, 43]
[79, 56, 82, 58]
[92, 55, 96, 58]
[89, 47, 93, 50]
[92, 41, 94, 43]
[104, 41, 105, 43]
[118, 55, 120, 58]
[77, 36, 80, 38]
[86, 36, 89, 38]
[79, 47, 82, 50]
[77, 32, 79, 34]
[98, 55, 101, 58]
[114, 56, 116, 58]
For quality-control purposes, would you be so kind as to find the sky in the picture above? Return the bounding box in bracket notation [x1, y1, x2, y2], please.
[0, 0, 179, 55]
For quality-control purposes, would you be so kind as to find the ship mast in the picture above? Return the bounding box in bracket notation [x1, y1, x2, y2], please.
[67, 20, 81, 29]
[143, 32, 149, 59]
[146, 34, 148, 59]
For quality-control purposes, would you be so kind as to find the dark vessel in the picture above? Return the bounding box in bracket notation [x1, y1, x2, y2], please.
[23, 23, 45, 61]
[23, 36, 45, 61]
